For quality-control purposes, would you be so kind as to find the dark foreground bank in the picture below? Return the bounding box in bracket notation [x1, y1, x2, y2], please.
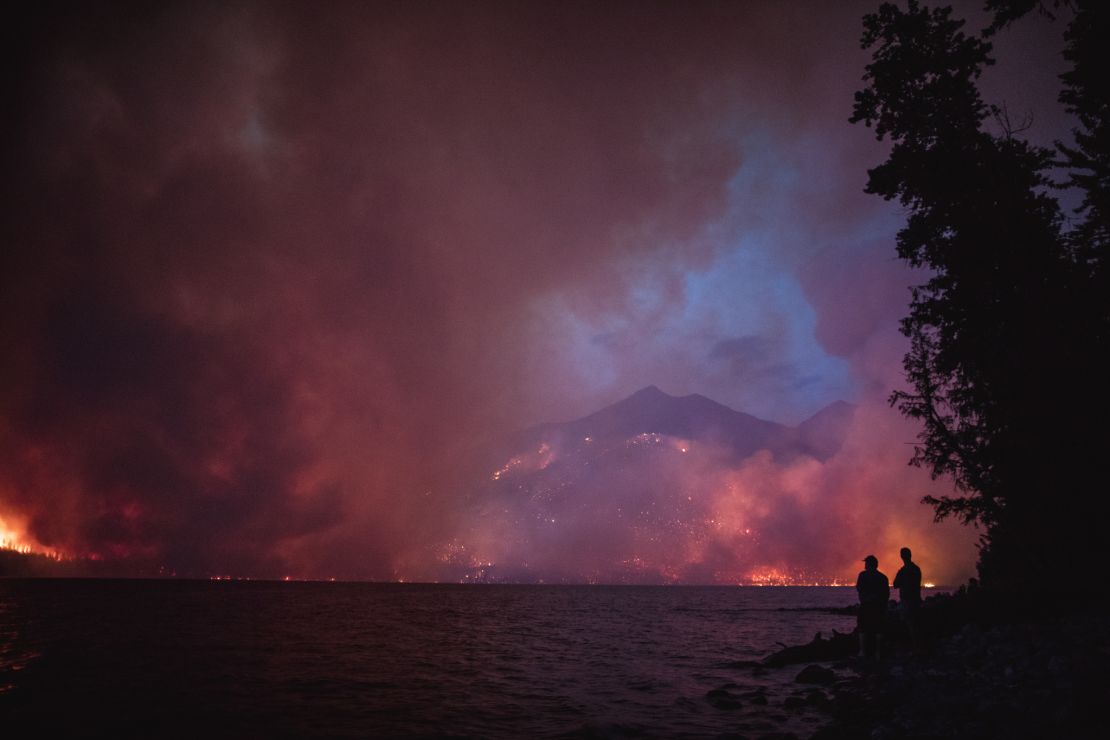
[761, 590, 1110, 739]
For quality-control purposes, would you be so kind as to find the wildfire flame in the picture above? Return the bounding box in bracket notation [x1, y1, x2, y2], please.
[0, 513, 53, 556]
[743, 566, 851, 586]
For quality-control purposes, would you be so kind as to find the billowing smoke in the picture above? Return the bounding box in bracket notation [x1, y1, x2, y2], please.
[4, 1, 1054, 580]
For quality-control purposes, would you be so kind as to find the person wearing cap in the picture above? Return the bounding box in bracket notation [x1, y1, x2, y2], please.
[855, 554, 890, 659]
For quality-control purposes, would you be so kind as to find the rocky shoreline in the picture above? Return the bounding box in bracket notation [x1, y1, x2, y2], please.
[747, 591, 1110, 739]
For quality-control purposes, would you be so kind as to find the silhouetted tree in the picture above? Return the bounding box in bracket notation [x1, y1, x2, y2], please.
[852, 0, 1110, 597]
[1056, 3, 1110, 339]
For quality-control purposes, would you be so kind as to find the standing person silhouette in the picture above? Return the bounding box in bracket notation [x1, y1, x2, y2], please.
[894, 547, 923, 653]
[855, 554, 889, 660]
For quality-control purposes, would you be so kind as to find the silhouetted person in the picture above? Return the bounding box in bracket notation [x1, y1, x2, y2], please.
[855, 554, 889, 659]
[893, 546, 923, 653]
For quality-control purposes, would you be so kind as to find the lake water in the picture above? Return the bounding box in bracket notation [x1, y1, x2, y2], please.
[0, 580, 861, 738]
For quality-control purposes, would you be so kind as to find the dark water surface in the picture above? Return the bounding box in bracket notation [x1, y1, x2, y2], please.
[0, 580, 860, 738]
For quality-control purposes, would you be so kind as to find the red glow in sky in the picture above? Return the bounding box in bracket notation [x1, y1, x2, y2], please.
[1, 1, 1068, 582]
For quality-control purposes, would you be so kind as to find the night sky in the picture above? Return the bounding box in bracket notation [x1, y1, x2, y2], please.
[1, 1, 1069, 583]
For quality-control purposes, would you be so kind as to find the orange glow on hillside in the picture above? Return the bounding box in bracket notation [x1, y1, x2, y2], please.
[491, 442, 558, 481]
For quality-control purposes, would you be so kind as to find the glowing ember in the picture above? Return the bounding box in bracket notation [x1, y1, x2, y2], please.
[491, 457, 523, 481]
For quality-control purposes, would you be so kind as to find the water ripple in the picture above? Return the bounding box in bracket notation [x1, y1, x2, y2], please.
[0, 581, 858, 737]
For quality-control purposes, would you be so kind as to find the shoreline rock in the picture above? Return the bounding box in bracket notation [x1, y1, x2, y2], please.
[759, 592, 1110, 738]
